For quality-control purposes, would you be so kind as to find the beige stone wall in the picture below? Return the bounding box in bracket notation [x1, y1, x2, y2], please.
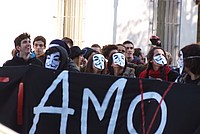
[62, 0, 85, 48]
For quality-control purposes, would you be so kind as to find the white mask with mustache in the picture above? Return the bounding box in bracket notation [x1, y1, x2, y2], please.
[93, 54, 105, 70]
[45, 52, 60, 70]
[113, 53, 125, 67]
[153, 55, 167, 65]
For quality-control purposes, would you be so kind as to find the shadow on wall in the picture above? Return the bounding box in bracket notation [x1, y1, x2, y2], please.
[116, 1, 150, 54]
[180, 0, 198, 46]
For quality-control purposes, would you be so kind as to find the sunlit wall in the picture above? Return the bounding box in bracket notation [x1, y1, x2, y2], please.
[180, 0, 198, 46]
[0, 0, 198, 66]
[84, 0, 151, 54]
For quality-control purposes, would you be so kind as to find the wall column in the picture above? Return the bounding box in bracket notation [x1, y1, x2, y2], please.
[63, 0, 85, 48]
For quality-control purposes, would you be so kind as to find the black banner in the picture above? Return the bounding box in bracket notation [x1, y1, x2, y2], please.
[0, 65, 200, 134]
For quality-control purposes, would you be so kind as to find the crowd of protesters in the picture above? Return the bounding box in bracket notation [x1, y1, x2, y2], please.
[2, 32, 200, 85]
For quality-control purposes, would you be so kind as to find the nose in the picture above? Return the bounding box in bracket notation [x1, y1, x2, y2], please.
[36, 45, 40, 48]
[46, 56, 53, 65]
[46, 60, 52, 66]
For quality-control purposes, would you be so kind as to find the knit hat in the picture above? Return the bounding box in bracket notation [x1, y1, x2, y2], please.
[82, 47, 96, 60]
[70, 46, 85, 59]
[150, 35, 161, 47]
[49, 39, 71, 55]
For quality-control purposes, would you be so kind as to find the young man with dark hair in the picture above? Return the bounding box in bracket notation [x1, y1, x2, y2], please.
[33, 35, 46, 63]
[123, 40, 144, 65]
[91, 44, 102, 53]
[3, 33, 43, 66]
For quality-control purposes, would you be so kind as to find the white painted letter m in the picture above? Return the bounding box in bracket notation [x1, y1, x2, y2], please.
[81, 78, 127, 134]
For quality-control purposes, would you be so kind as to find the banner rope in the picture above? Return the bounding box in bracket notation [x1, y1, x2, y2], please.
[139, 79, 146, 134]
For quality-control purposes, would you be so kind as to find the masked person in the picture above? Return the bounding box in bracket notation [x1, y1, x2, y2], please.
[85, 53, 106, 74]
[107, 52, 135, 77]
[44, 39, 79, 72]
[139, 47, 178, 82]
[176, 43, 200, 85]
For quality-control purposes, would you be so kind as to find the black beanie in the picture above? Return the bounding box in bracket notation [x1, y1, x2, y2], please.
[49, 39, 71, 55]
[82, 47, 96, 60]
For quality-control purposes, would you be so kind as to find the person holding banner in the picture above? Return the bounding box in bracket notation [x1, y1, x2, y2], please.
[177, 43, 200, 85]
[3, 33, 43, 67]
[139, 47, 178, 82]
[107, 52, 135, 77]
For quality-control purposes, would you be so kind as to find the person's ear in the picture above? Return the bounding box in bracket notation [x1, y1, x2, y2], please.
[15, 46, 20, 51]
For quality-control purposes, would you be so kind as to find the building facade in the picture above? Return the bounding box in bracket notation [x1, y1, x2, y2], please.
[58, 0, 198, 65]
[0, 0, 198, 66]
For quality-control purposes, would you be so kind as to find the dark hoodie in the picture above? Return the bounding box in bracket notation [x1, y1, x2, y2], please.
[44, 46, 79, 72]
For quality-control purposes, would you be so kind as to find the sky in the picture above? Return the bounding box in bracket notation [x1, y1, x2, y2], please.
[0, 0, 58, 66]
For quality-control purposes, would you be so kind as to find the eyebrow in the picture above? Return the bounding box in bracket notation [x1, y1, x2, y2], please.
[51, 54, 60, 59]
[22, 40, 31, 43]
[155, 53, 164, 56]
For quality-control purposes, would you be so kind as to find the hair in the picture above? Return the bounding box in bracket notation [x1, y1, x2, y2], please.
[116, 44, 126, 53]
[33, 36, 46, 47]
[85, 52, 106, 74]
[11, 48, 17, 57]
[62, 37, 73, 47]
[14, 33, 30, 47]
[107, 52, 127, 75]
[102, 44, 118, 59]
[181, 43, 200, 75]
[116, 43, 126, 49]
[145, 47, 167, 79]
[165, 51, 172, 65]
[122, 40, 133, 46]
[134, 48, 142, 57]
[91, 44, 101, 48]
[73, 56, 81, 69]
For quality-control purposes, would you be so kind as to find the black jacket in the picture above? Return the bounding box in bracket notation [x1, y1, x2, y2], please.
[3, 56, 43, 67]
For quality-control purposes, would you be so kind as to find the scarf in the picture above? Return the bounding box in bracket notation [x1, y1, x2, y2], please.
[139, 65, 171, 81]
